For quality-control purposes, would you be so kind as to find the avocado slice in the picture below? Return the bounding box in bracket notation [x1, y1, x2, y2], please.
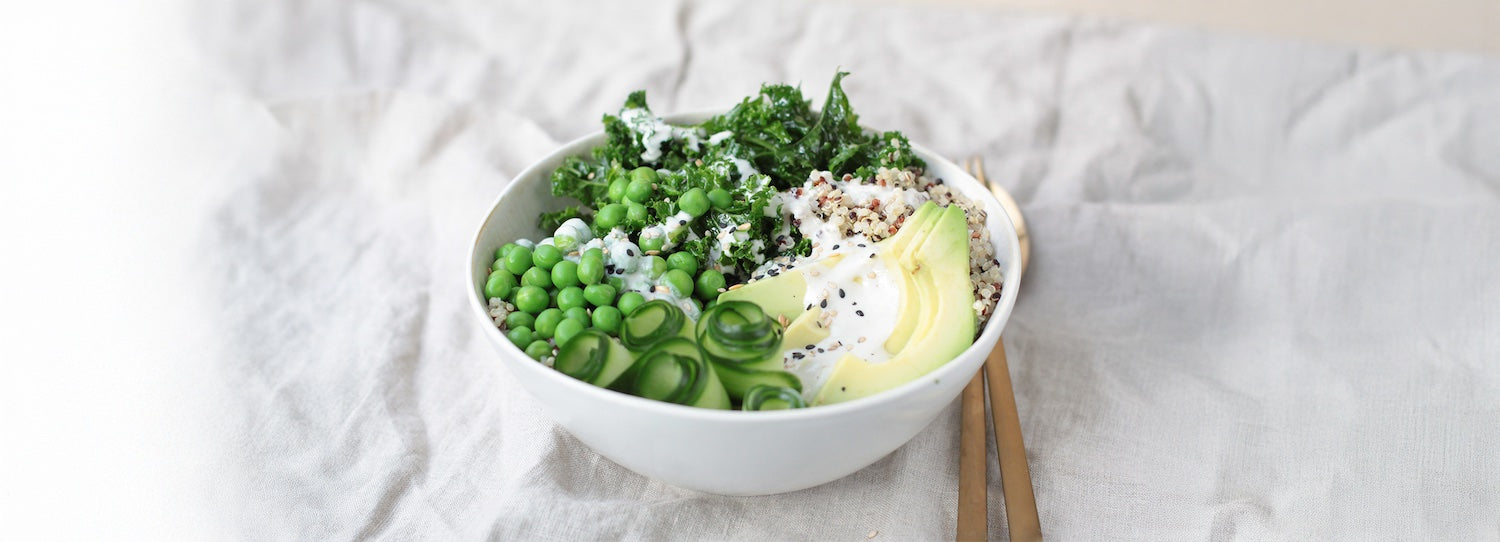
[718, 268, 808, 324]
[813, 204, 976, 405]
[880, 203, 942, 354]
[782, 306, 830, 350]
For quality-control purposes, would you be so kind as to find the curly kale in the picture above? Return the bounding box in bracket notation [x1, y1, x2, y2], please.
[539, 72, 921, 280]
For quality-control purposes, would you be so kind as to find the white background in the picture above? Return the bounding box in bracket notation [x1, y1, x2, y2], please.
[1, 0, 224, 538]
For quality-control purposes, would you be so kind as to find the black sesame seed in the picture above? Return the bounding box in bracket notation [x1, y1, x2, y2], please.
[805, 344, 815, 350]
[678, 219, 687, 226]
[832, 244, 840, 250]
[792, 352, 804, 359]
[856, 310, 865, 316]
[819, 299, 828, 309]
[817, 348, 825, 353]
[869, 253, 875, 259]
[841, 386, 846, 392]
[805, 304, 812, 311]
[626, 248, 635, 256]
[838, 289, 846, 298]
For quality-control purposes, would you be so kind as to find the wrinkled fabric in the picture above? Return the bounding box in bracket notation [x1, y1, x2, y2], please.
[194, 0, 1500, 539]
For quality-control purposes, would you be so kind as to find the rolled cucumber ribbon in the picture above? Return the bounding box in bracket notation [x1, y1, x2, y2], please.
[553, 329, 635, 389]
[740, 384, 807, 411]
[696, 300, 802, 398]
[620, 299, 695, 352]
[627, 338, 730, 409]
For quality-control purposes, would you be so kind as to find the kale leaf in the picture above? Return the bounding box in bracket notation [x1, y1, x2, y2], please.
[539, 72, 922, 281]
[538, 205, 584, 232]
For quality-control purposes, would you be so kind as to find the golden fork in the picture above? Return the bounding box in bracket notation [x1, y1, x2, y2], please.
[957, 156, 1040, 542]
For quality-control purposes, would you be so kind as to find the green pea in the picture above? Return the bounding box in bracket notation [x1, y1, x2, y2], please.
[703, 298, 718, 311]
[607, 177, 629, 202]
[496, 243, 520, 261]
[666, 252, 698, 276]
[531, 244, 562, 270]
[639, 235, 665, 253]
[483, 269, 516, 300]
[521, 267, 552, 289]
[625, 178, 653, 203]
[607, 276, 624, 291]
[677, 188, 709, 217]
[553, 319, 585, 347]
[504, 246, 533, 275]
[584, 284, 617, 307]
[514, 285, 548, 314]
[629, 166, 659, 184]
[645, 255, 668, 278]
[505, 311, 535, 330]
[525, 340, 552, 360]
[557, 286, 585, 311]
[695, 269, 726, 300]
[591, 306, 623, 333]
[625, 202, 648, 224]
[564, 307, 591, 326]
[551, 260, 579, 289]
[707, 188, 732, 210]
[662, 269, 694, 297]
[507, 326, 533, 347]
[616, 292, 646, 316]
[534, 308, 564, 339]
[578, 248, 605, 285]
[595, 203, 625, 230]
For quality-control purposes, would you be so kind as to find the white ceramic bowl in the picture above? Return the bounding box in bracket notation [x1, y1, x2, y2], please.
[466, 113, 1021, 496]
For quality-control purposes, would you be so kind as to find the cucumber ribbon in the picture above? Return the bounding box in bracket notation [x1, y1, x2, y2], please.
[740, 384, 807, 411]
[696, 300, 802, 399]
[554, 329, 634, 388]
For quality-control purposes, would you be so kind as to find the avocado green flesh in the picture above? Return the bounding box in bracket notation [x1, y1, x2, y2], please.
[718, 269, 807, 324]
[813, 203, 975, 405]
[880, 203, 941, 354]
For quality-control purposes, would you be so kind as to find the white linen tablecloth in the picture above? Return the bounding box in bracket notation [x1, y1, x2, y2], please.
[190, 0, 1500, 539]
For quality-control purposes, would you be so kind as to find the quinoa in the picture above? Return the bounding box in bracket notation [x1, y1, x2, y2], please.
[780, 167, 1006, 325]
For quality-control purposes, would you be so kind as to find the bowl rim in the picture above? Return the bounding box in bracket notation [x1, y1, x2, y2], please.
[466, 111, 1022, 422]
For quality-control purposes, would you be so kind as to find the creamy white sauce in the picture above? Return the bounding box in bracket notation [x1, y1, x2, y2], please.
[776, 238, 904, 401]
[707, 130, 733, 145]
[638, 210, 696, 252]
[729, 157, 758, 182]
[619, 108, 703, 163]
[551, 218, 592, 252]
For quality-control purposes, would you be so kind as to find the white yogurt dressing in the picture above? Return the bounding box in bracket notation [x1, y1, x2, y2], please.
[707, 130, 734, 145]
[638, 210, 697, 252]
[775, 239, 904, 401]
[619, 108, 703, 163]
